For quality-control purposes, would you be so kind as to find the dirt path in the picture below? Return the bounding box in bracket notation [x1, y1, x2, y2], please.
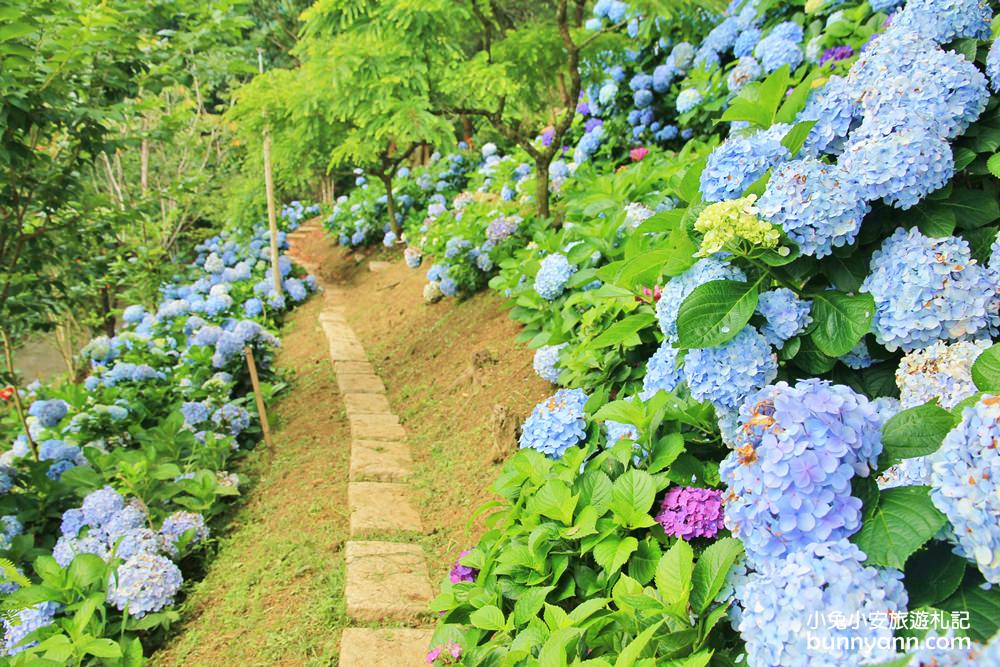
[150, 294, 349, 667]
[150, 220, 550, 666]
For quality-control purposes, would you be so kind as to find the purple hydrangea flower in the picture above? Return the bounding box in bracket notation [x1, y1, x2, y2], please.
[655, 487, 725, 539]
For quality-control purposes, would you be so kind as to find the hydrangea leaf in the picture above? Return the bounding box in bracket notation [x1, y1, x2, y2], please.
[938, 581, 1000, 642]
[678, 156, 708, 204]
[612, 620, 663, 667]
[689, 537, 743, 613]
[676, 278, 762, 349]
[808, 291, 873, 357]
[946, 188, 1000, 230]
[971, 343, 1000, 391]
[594, 535, 639, 574]
[779, 120, 817, 157]
[851, 486, 946, 569]
[628, 538, 662, 585]
[903, 541, 966, 608]
[528, 479, 577, 525]
[880, 402, 957, 468]
[513, 586, 555, 625]
[470, 605, 507, 631]
[987, 153, 1000, 179]
[655, 539, 693, 607]
[590, 313, 657, 349]
[610, 469, 657, 529]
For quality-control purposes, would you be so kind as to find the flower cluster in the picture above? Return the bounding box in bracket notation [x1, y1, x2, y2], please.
[449, 549, 478, 583]
[533, 343, 567, 384]
[655, 486, 724, 540]
[640, 341, 684, 401]
[756, 288, 812, 349]
[721, 379, 883, 564]
[930, 395, 1000, 583]
[896, 340, 991, 409]
[107, 552, 184, 618]
[519, 389, 589, 459]
[700, 124, 791, 202]
[534, 253, 576, 301]
[683, 327, 778, 413]
[862, 227, 993, 352]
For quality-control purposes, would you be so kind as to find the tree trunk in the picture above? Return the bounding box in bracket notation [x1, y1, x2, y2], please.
[380, 173, 400, 236]
[535, 156, 551, 219]
[100, 285, 116, 338]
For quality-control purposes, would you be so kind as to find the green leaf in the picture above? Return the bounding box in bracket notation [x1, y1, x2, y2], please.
[690, 538, 744, 613]
[809, 291, 874, 357]
[880, 402, 957, 467]
[780, 120, 817, 157]
[594, 535, 639, 574]
[529, 480, 578, 525]
[678, 157, 708, 204]
[628, 539, 662, 585]
[514, 586, 555, 625]
[852, 486, 947, 569]
[987, 153, 1000, 179]
[613, 621, 663, 667]
[470, 605, 507, 631]
[972, 345, 1000, 392]
[656, 540, 694, 607]
[590, 313, 658, 349]
[938, 581, 1000, 642]
[676, 279, 761, 349]
[904, 542, 966, 608]
[610, 470, 657, 529]
[943, 188, 1000, 230]
[82, 638, 123, 659]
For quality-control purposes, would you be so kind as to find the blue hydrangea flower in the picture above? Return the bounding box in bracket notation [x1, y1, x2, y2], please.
[839, 111, 953, 209]
[656, 256, 746, 339]
[640, 341, 684, 400]
[284, 278, 308, 303]
[122, 305, 146, 324]
[519, 389, 589, 459]
[694, 45, 720, 70]
[700, 124, 791, 202]
[670, 42, 696, 71]
[605, 418, 639, 444]
[2, 602, 59, 656]
[676, 88, 702, 113]
[629, 73, 652, 91]
[889, 0, 991, 45]
[798, 76, 860, 156]
[61, 508, 86, 537]
[733, 27, 761, 58]
[870, 0, 903, 10]
[427, 264, 446, 283]
[439, 276, 458, 297]
[159, 511, 209, 556]
[475, 253, 493, 272]
[633, 89, 653, 109]
[28, 399, 68, 428]
[840, 339, 874, 369]
[211, 403, 251, 437]
[52, 534, 109, 567]
[988, 38, 1000, 93]
[756, 288, 812, 348]
[722, 379, 883, 564]
[897, 340, 991, 409]
[107, 553, 183, 618]
[769, 21, 804, 44]
[704, 16, 741, 53]
[81, 486, 125, 527]
[736, 540, 907, 666]
[0, 515, 22, 551]
[534, 254, 576, 301]
[727, 57, 762, 94]
[861, 227, 993, 352]
[757, 158, 870, 258]
[930, 395, 1000, 583]
[244, 297, 263, 317]
[753, 34, 803, 73]
[683, 327, 777, 412]
[652, 63, 676, 92]
[181, 401, 211, 427]
[533, 344, 567, 384]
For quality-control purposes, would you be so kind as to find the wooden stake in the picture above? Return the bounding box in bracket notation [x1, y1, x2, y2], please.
[258, 48, 284, 300]
[0, 330, 37, 461]
[244, 346, 274, 459]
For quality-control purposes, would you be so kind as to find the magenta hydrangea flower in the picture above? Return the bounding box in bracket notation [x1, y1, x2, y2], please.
[655, 486, 725, 540]
[426, 642, 462, 664]
[449, 549, 478, 583]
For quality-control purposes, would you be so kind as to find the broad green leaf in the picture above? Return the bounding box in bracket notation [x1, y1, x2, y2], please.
[613, 621, 663, 667]
[577, 471, 614, 516]
[880, 403, 957, 468]
[972, 345, 1000, 392]
[590, 313, 657, 349]
[529, 480, 577, 525]
[82, 638, 123, 659]
[852, 486, 947, 569]
[594, 536, 639, 574]
[470, 605, 507, 631]
[676, 279, 761, 349]
[938, 581, 1000, 642]
[628, 539, 662, 585]
[809, 291, 874, 357]
[780, 120, 817, 157]
[690, 538, 744, 613]
[904, 542, 965, 608]
[944, 188, 1000, 230]
[610, 470, 657, 529]
[678, 156, 708, 204]
[656, 540, 694, 607]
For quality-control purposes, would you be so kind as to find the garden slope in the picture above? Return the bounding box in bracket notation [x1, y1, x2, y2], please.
[150, 224, 549, 666]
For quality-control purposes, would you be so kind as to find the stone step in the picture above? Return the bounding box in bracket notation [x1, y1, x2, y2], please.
[350, 413, 406, 441]
[337, 373, 386, 395]
[345, 541, 433, 622]
[350, 439, 413, 482]
[349, 482, 423, 535]
[334, 360, 376, 375]
[343, 392, 392, 416]
[339, 628, 433, 667]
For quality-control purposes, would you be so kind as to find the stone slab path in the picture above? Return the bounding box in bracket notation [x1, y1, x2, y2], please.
[289, 223, 435, 665]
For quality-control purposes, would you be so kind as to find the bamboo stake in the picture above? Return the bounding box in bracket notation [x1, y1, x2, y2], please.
[258, 49, 284, 300]
[244, 346, 273, 458]
[0, 330, 37, 461]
